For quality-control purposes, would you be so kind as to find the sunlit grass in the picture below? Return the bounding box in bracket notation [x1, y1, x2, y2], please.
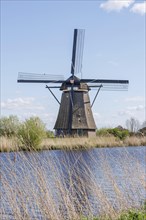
[0, 135, 145, 152]
[0, 136, 20, 152]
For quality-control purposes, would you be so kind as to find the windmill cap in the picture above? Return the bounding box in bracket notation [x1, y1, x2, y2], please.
[65, 75, 80, 85]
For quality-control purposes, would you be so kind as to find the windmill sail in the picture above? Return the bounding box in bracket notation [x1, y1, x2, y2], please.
[17, 29, 129, 137]
[71, 29, 85, 75]
[17, 72, 64, 83]
[86, 79, 129, 91]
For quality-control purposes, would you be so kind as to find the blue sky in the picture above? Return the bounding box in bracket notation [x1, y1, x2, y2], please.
[1, 0, 145, 130]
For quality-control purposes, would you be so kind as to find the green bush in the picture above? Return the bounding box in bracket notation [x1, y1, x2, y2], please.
[96, 128, 111, 136]
[0, 115, 20, 137]
[18, 117, 47, 150]
[96, 127, 129, 140]
[108, 128, 129, 140]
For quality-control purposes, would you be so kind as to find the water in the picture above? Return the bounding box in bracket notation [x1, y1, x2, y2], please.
[0, 146, 145, 219]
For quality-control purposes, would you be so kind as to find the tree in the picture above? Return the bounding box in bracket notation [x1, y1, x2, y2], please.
[0, 115, 20, 137]
[126, 117, 140, 133]
[18, 117, 47, 150]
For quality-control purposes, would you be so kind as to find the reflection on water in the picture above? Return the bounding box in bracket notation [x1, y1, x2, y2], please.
[0, 146, 145, 219]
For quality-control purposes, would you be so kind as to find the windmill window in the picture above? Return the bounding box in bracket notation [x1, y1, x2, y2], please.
[78, 118, 81, 123]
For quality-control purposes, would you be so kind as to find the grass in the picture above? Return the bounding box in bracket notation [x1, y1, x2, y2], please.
[82, 209, 146, 219]
[0, 135, 146, 152]
[1, 147, 145, 219]
[117, 209, 145, 220]
[41, 136, 146, 150]
[0, 136, 20, 152]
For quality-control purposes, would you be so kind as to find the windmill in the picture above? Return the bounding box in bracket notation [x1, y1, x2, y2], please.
[17, 29, 129, 137]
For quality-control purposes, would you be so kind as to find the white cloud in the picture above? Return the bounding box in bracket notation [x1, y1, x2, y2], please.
[125, 96, 145, 102]
[19, 112, 37, 119]
[127, 105, 145, 111]
[1, 97, 44, 110]
[100, 0, 134, 12]
[1, 98, 58, 130]
[118, 104, 145, 117]
[130, 2, 146, 15]
[118, 110, 133, 116]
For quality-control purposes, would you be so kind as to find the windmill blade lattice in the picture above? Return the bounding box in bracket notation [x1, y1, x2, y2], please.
[18, 72, 64, 84]
[71, 29, 85, 75]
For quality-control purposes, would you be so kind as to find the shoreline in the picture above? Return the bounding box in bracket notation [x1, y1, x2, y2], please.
[0, 135, 146, 152]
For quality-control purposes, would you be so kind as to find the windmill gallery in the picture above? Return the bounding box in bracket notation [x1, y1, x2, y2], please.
[17, 29, 129, 137]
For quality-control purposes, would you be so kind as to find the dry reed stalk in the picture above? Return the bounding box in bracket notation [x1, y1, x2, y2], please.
[41, 135, 146, 150]
[1, 147, 145, 220]
[124, 136, 146, 146]
[0, 136, 20, 152]
[41, 136, 117, 150]
[0, 135, 146, 152]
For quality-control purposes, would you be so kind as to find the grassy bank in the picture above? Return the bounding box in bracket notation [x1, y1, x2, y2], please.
[41, 136, 146, 150]
[0, 135, 146, 152]
[1, 115, 146, 152]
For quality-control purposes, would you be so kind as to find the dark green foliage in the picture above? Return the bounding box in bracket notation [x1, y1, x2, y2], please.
[82, 209, 145, 220]
[96, 127, 129, 140]
[108, 128, 129, 140]
[18, 117, 47, 149]
[0, 115, 20, 137]
[117, 210, 145, 220]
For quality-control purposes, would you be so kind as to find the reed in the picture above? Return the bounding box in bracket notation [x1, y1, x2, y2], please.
[0, 135, 146, 152]
[0, 136, 20, 152]
[123, 136, 146, 146]
[0, 147, 145, 219]
[41, 136, 121, 150]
